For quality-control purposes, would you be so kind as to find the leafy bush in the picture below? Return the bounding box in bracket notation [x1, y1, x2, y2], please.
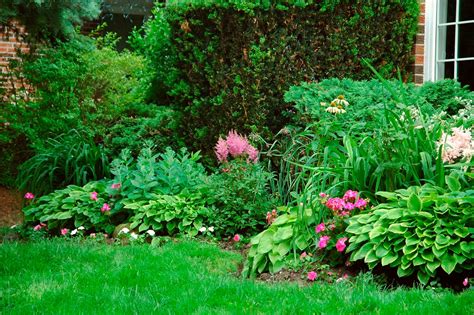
[132, 1, 419, 156]
[17, 130, 109, 195]
[346, 180, 474, 285]
[23, 180, 117, 234]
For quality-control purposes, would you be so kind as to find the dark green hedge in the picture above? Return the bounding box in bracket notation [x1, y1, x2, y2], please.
[133, 0, 419, 156]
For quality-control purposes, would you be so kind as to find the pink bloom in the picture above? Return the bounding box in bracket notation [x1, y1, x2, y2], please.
[233, 234, 241, 242]
[300, 252, 307, 259]
[215, 137, 229, 162]
[90, 191, 98, 201]
[327, 271, 333, 276]
[90, 233, 96, 238]
[24, 192, 35, 199]
[101, 203, 111, 212]
[328, 224, 335, 231]
[319, 192, 327, 198]
[226, 130, 249, 157]
[111, 183, 121, 189]
[33, 224, 42, 231]
[463, 278, 469, 287]
[307, 271, 317, 281]
[354, 198, 367, 209]
[315, 223, 326, 233]
[318, 236, 330, 249]
[344, 202, 355, 211]
[61, 228, 69, 236]
[325, 198, 345, 211]
[246, 145, 259, 163]
[336, 237, 348, 252]
[343, 190, 358, 201]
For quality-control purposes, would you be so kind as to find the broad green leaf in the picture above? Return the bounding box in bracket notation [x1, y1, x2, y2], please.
[381, 251, 398, 266]
[426, 260, 440, 273]
[294, 234, 309, 250]
[257, 231, 275, 254]
[276, 241, 291, 256]
[388, 223, 407, 234]
[417, 270, 430, 285]
[375, 245, 389, 258]
[273, 226, 293, 243]
[364, 249, 378, 264]
[352, 243, 374, 261]
[397, 266, 414, 277]
[408, 193, 422, 211]
[446, 175, 461, 192]
[440, 254, 457, 274]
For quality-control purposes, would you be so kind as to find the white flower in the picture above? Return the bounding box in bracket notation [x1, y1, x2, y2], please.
[146, 230, 155, 236]
[208, 226, 214, 232]
[10, 224, 17, 229]
[199, 227, 207, 233]
[130, 232, 138, 240]
[77, 226, 85, 230]
[71, 229, 78, 235]
[119, 227, 130, 234]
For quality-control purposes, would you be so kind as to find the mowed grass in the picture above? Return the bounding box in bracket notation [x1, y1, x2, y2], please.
[1, 239, 473, 314]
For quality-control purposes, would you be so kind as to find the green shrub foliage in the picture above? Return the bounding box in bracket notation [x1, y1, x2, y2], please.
[133, 1, 419, 156]
[346, 180, 474, 285]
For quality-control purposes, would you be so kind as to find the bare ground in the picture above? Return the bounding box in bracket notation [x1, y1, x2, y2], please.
[0, 186, 23, 227]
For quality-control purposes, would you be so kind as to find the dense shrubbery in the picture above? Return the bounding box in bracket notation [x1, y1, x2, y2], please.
[132, 0, 419, 156]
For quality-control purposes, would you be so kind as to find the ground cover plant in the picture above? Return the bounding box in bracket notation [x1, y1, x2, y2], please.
[1, 239, 473, 314]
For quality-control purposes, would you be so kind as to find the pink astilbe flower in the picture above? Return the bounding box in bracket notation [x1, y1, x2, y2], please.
[24, 192, 35, 199]
[307, 271, 317, 281]
[318, 235, 330, 249]
[215, 137, 229, 162]
[336, 237, 348, 252]
[315, 223, 326, 233]
[246, 145, 259, 163]
[90, 192, 98, 201]
[437, 127, 474, 163]
[101, 203, 111, 212]
[226, 130, 249, 157]
[61, 228, 69, 236]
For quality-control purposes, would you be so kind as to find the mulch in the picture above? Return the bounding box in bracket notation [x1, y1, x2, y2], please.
[0, 186, 23, 227]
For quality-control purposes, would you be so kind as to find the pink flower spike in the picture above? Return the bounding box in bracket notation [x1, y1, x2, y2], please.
[246, 145, 259, 163]
[336, 237, 348, 252]
[307, 271, 317, 281]
[318, 236, 330, 249]
[233, 234, 241, 242]
[315, 223, 326, 233]
[215, 137, 229, 163]
[463, 278, 469, 287]
[101, 203, 111, 212]
[111, 183, 121, 189]
[300, 252, 307, 259]
[24, 192, 35, 199]
[61, 228, 69, 236]
[90, 191, 98, 201]
[226, 130, 249, 158]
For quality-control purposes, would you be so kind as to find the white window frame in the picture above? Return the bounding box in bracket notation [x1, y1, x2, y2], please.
[424, 0, 474, 82]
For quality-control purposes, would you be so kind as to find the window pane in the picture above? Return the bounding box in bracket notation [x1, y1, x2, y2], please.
[459, 23, 474, 58]
[458, 61, 474, 90]
[460, 0, 474, 21]
[437, 61, 455, 79]
[439, 0, 457, 23]
[437, 25, 456, 60]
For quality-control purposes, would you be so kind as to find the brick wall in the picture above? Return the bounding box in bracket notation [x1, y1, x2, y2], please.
[0, 23, 30, 97]
[412, 0, 425, 84]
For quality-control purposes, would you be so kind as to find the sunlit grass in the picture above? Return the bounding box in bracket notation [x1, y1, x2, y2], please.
[1, 239, 473, 314]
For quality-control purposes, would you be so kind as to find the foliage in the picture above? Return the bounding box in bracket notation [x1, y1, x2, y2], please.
[206, 159, 276, 237]
[125, 192, 211, 237]
[418, 80, 474, 115]
[346, 180, 474, 285]
[132, 1, 419, 156]
[17, 130, 109, 195]
[0, 0, 101, 44]
[22, 180, 118, 234]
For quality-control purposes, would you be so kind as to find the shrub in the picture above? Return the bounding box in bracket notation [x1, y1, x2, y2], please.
[132, 1, 419, 156]
[345, 180, 474, 285]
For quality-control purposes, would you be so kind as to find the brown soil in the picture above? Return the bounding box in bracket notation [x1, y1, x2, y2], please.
[0, 186, 23, 227]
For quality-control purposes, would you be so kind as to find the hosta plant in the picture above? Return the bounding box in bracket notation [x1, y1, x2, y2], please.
[125, 191, 211, 237]
[23, 180, 118, 234]
[346, 179, 474, 285]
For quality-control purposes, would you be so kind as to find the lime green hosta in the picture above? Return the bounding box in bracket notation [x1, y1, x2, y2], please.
[346, 179, 473, 285]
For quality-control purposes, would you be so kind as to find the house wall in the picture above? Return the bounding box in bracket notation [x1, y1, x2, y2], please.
[412, 0, 426, 84]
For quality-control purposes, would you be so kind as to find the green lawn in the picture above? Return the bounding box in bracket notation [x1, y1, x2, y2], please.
[1, 239, 473, 314]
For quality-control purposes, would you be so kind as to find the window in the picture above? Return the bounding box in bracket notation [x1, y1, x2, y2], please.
[425, 0, 474, 89]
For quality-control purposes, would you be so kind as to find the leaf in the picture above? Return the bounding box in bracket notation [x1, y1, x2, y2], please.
[397, 266, 414, 277]
[294, 234, 309, 250]
[417, 270, 430, 285]
[257, 231, 274, 254]
[381, 251, 398, 266]
[408, 193, 422, 211]
[273, 226, 293, 243]
[364, 249, 378, 264]
[54, 212, 72, 220]
[375, 245, 389, 258]
[352, 243, 374, 261]
[369, 226, 386, 239]
[440, 254, 457, 274]
[276, 241, 291, 256]
[388, 223, 407, 234]
[426, 260, 440, 273]
[446, 175, 461, 192]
